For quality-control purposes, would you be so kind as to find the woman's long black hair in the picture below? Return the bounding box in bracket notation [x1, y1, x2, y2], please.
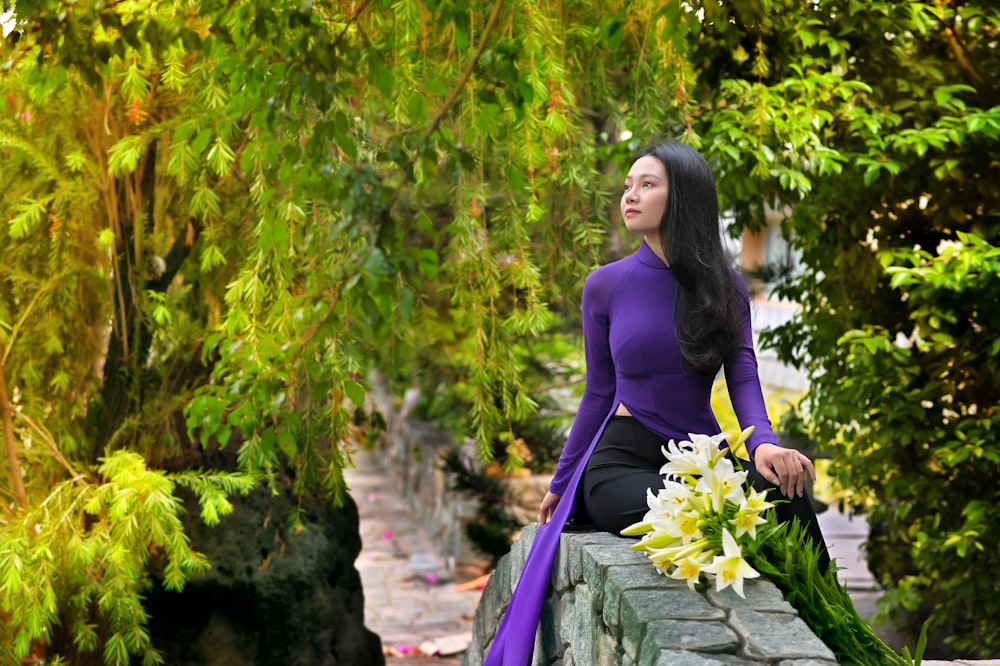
[635, 142, 744, 375]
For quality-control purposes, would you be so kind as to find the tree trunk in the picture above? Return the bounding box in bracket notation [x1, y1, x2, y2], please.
[0, 359, 27, 510]
[88, 141, 159, 456]
[87, 139, 204, 456]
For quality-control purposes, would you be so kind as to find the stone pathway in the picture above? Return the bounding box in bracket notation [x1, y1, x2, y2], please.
[346, 450, 485, 666]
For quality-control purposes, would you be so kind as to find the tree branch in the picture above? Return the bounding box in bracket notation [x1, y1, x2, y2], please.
[423, 0, 505, 143]
[0, 274, 49, 368]
[14, 410, 86, 483]
[386, 0, 506, 211]
[935, 1, 992, 92]
[148, 219, 205, 293]
[331, 0, 373, 53]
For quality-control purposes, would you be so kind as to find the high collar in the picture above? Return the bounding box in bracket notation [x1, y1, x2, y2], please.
[636, 239, 670, 269]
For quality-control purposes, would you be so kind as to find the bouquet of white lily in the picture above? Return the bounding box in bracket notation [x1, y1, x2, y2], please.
[621, 426, 928, 666]
[620, 426, 770, 598]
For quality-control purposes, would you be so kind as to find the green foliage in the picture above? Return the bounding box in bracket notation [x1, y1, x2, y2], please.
[439, 448, 520, 565]
[0, 450, 253, 665]
[1, 0, 998, 660]
[822, 233, 1000, 654]
[411, 329, 583, 474]
[0, 1, 627, 659]
[722, 3, 1000, 655]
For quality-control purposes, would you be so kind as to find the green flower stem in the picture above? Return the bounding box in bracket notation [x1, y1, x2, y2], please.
[752, 519, 915, 666]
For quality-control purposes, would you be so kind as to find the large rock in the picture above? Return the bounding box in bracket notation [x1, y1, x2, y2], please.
[144, 442, 384, 666]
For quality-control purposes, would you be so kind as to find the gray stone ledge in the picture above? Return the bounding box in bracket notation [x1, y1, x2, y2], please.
[730, 608, 836, 662]
[640, 618, 740, 653]
[370, 391, 995, 666]
[605, 567, 720, 637]
[465, 527, 838, 666]
[640, 649, 756, 666]
[705, 578, 798, 614]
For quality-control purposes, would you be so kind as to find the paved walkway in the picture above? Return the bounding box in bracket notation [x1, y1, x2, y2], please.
[346, 451, 485, 665]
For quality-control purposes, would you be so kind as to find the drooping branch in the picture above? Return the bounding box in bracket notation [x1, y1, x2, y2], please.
[385, 0, 506, 211]
[330, 0, 373, 52]
[422, 0, 506, 144]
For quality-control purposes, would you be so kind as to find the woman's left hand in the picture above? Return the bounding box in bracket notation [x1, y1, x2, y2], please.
[538, 491, 562, 526]
[752, 443, 816, 499]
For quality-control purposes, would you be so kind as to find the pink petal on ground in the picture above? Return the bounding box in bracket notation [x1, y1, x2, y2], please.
[383, 530, 393, 540]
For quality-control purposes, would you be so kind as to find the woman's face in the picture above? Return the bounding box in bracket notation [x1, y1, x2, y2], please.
[620, 155, 669, 235]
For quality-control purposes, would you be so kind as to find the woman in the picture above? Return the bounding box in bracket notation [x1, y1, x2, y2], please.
[484, 142, 830, 666]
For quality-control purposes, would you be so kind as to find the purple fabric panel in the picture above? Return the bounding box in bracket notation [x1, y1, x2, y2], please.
[483, 406, 617, 666]
[547, 267, 619, 496]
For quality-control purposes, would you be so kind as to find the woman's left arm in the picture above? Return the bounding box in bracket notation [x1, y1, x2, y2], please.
[724, 276, 815, 498]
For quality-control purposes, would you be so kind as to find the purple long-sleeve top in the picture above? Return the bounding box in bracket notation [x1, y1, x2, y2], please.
[484, 240, 780, 665]
[549, 239, 778, 494]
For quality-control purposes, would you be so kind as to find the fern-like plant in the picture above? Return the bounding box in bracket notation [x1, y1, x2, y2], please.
[0, 451, 254, 666]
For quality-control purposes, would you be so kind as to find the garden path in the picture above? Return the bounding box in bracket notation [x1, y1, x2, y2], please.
[347, 449, 485, 666]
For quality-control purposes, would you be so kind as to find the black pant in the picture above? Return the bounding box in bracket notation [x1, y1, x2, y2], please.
[580, 416, 831, 572]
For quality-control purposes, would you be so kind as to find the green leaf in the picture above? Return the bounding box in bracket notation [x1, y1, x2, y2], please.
[344, 380, 365, 406]
[65, 150, 89, 172]
[7, 198, 48, 239]
[206, 136, 236, 176]
[107, 135, 148, 175]
[98, 228, 116, 248]
[407, 92, 428, 124]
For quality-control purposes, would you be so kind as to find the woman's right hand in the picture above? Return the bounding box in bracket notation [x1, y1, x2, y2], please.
[538, 491, 562, 526]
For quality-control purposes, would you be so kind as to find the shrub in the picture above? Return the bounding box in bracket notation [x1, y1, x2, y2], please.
[809, 233, 1000, 656]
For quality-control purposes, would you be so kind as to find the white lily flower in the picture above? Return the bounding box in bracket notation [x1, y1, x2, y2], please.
[701, 528, 760, 598]
[644, 507, 702, 544]
[693, 457, 747, 513]
[730, 504, 768, 540]
[728, 486, 773, 539]
[658, 441, 705, 479]
[639, 428, 772, 595]
[675, 509, 703, 543]
[669, 552, 713, 591]
[687, 432, 730, 457]
[654, 479, 695, 508]
[743, 485, 774, 514]
[643, 487, 691, 532]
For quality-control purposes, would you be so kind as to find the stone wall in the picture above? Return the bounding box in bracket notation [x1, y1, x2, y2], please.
[369, 389, 552, 568]
[464, 525, 837, 666]
[369, 388, 484, 568]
